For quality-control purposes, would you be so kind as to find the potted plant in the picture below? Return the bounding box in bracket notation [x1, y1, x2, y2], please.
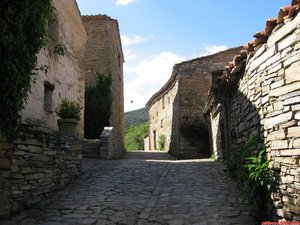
[55, 98, 82, 136]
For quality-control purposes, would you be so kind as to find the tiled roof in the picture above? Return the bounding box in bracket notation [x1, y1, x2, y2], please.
[244, 0, 300, 52]
[218, 0, 300, 90]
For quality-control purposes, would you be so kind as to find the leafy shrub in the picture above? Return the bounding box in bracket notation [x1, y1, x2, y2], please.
[246, 149, 276, 190]
[125, 122, 149, 151]
[158, 134, 166, 151]
[227, 135, 277, 223]
[55, 99, 82, 120]
[0, 0, 52, 138]
[84, 74, 112, 139]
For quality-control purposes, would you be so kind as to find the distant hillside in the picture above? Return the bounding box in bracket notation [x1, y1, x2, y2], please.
[125, 107, 149, 130]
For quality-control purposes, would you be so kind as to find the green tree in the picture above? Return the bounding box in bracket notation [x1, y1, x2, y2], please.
[84, 74, 112, 139]
[0, 0, 52, 138]
[125, 122, 149, 151]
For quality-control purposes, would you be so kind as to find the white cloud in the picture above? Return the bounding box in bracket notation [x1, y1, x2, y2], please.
[116, 0, 138, 6]
[124, 51, 185, 112]
[199, 44, 228, 56]
[124, 50, 138, 62]
[121, 35, 154, 47]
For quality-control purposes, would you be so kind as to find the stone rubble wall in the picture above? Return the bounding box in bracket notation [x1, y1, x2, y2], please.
[0, 126, 82, 218]
[99, 127, 124, 159]
[148, 78, 179, 151]
[147, 48, 243, 159]
[82, 15, 125, 145]
[211, 14, 300, 221]
[83, 139, 100, 159]
[176, 47, 243, 159]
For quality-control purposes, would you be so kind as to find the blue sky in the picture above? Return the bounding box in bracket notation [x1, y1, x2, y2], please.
[77, 0, 291, 112]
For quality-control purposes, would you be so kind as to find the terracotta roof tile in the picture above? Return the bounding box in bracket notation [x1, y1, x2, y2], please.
[253, 30, 265, 38]
[254, 36, 268, 46]
[212, 0, 300, 95]
[265, 17, 278, 35]
[292, 0, 300, 6]
[246, 0, 300, 51]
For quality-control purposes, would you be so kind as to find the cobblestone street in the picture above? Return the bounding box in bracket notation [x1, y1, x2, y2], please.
[2, 151, 254, 225]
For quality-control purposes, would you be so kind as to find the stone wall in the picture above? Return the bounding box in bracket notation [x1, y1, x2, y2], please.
[177, 49, 242, 159]
[0, 126, 82, 218]
[146, 47, 242, 159]
[147, 72, 179, 151]
[144, 135, 150, 151]
[100, 127, 124, 159]
[0, 0, 86, 218]
[82, 15, 125, 145]
[21, 0, 87, 138]
[205, 12, 300, 221]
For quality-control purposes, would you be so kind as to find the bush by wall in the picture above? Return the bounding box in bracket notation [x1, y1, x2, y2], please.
[84, 74, 112, 139]
[227, 135, 277, 223]
[0, 0, 52, 138]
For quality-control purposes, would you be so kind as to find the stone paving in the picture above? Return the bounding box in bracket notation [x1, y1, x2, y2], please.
[2, 151, 254, 225]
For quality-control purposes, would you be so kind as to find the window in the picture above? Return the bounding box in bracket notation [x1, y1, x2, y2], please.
[44, 81, 55, 112]
[161, 119, 163, 128]
[162, 96, 165, 109]
[168, 96, 170, 105]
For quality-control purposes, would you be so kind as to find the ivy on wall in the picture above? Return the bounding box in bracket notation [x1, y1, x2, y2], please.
[84, 74, 113, 139]
[0, 0, 52, 138]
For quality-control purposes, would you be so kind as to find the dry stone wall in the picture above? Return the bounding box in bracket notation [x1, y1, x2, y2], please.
[0, 126, 82, 218]
[0, 1, 86, 218]
[147, 48, 243, 159]
[100, 127, 124, 159]
[82, 127, 124, 159]
[206, 13, 300, 221]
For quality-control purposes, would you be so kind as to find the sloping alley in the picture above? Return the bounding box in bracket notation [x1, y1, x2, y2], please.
[3, 151, 253, 225]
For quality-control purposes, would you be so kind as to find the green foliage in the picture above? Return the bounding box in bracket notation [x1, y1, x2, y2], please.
[125, 108, 149, 130]
[210, 153, 216, 160]
[55, 99, 82, 120]
[227, 135, 260, 179]
[227, 135, 277, 223]
[246, 149, 276, 190]
[125, 122, 149, 151]
[84, 74, 112, 139]
[158, 134, 166, 151]
[0, 0, 52, 138]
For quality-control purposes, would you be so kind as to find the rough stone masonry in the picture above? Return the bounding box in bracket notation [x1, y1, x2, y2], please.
[205, 9, 300, 221]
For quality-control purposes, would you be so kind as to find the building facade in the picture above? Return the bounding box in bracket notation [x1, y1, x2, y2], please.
[204, 3, 300, 221]
[146, 47, 242, 159]
[21, 0, 87, 137]
[82, 15, 125, 145]
[0, 0, 87, 218]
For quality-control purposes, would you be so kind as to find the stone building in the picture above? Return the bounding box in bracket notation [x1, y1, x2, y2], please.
[82, 15, 125, 145]
[22, 0, 87, 138]
[204, 1, 300, 221]
[0, 0, 87, 217]
[146, 47, 242, 159]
